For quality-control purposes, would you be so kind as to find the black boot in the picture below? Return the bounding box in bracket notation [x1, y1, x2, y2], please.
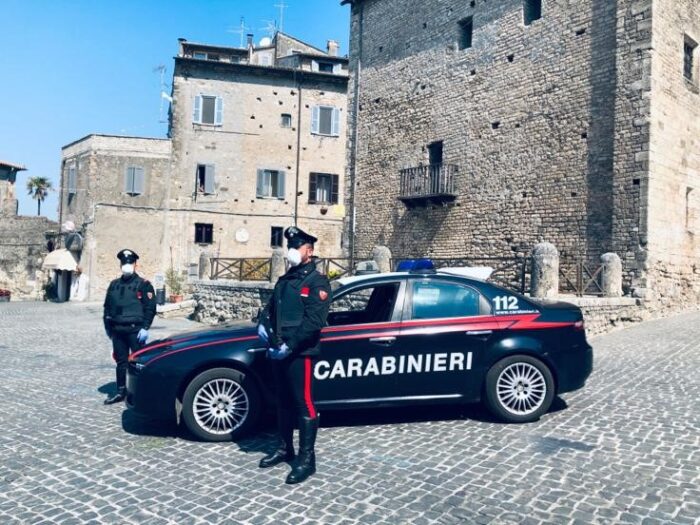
[259, 409, 295, 468]
[104, 387, 126, 405]
[285, 416, 318, 484]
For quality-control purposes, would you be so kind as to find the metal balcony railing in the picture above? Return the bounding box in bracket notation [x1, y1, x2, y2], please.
[399, 164, 458, 204]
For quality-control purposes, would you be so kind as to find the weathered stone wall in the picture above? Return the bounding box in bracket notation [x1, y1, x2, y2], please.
[191, 280, 274, 325]
[0, 216, 56, 300]
[643, 0, 700, 308]
[344, 0, 661, 289]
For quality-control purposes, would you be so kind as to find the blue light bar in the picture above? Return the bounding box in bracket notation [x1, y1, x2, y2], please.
[396, 259, 435, 271]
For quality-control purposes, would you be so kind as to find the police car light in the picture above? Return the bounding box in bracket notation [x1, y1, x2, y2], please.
[396, 259, 435, 272]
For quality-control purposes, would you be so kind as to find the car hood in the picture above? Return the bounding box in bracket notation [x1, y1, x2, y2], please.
[131, 321, 260, 362]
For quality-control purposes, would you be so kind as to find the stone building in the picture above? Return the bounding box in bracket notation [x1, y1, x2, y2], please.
[0, 160, 57, 300]
[341, 0, 700, 307]
[60, 32, 348, 300]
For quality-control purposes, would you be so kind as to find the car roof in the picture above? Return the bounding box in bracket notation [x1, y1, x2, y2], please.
[335, 267, 494, 288]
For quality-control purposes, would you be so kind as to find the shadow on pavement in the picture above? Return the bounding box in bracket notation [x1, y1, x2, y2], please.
[98, 381, 117, 396]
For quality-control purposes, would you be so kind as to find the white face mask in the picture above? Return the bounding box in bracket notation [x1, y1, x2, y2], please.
[121, 264, 135, 275]
[286, 248, 302, 267]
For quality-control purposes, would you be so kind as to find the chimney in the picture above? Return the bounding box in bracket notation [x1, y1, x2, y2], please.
[247, 33, 254, 48]
[327, 40, 339, 57]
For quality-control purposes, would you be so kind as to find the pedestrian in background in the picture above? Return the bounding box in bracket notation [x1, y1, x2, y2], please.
[257, 226, 331, 484]
[102, 249, 157, 405]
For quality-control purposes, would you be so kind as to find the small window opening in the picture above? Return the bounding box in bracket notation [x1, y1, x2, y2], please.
[271, 226, 284, 248]
[684, 37, 697, 82]
[458, 17, 473, 50]
[194, 223, 214, 244]
[281, 113, 292, 128]
[524, 0, 542, 26]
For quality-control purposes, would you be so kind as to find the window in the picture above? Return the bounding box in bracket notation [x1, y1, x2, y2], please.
[311, 106, 341, 136]
[124, 166, 144, 196]
[328, 283, 400, 325]
[259, 54, 272, 66]
[195, 164, 215, 194]
[193, 95, 223, 125]
[524, 0, 542, 26]
[458, 17, 473, 50]
[411, 281, 489, 320]
[271, 226, 284, 247]
[67, 165, 77, 195]
[317, 61, 335, 72]
[256, 169, 286, 198]
[194, 223, 213, 244]
[309, 173, 339, 204]
[684, 37, 697, 82]
[208, 53, 220, 61]
[193, 52, 207, 59]
[281, 113, 292, 128]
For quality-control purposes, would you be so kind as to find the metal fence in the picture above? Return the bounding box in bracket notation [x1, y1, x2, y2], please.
[210, 258, 272, 281]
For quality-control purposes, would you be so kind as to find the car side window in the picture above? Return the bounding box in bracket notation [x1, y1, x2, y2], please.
[328, 283, 400, 326]
[411, 281, 488, 320]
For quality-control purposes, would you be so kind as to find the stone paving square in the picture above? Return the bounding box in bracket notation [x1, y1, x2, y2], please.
[0, 302, 699, 524]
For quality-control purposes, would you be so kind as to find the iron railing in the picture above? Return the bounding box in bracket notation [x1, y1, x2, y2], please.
[399, 164, 458, 201]
[559, 259, 604, 296]
[210, 258, 272, 281]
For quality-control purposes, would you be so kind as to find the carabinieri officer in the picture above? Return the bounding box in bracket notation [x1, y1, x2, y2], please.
[257, 226, 331, 484]
[103, 249, 157, 405]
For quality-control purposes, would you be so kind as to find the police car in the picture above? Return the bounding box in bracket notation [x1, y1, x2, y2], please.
[126, 262, 592, 441]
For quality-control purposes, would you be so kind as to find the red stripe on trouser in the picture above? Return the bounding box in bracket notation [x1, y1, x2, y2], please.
[304, 357, 317, 419]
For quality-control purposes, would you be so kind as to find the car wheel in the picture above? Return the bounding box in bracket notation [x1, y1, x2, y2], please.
[484, 355, 555, 423]
[181, 367, 261, 441]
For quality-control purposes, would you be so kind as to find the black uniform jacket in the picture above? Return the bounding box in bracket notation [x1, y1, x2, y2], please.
[103, 273, 157, 334]
[260, 260, 332, 357]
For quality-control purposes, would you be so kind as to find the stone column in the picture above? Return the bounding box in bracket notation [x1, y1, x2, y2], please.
[531, 242, 559, 298]
[372, 245, 392, 273]
[198, 252, 210, 280]
[600, 253, 623, 297]
[270, 248, 286, 282]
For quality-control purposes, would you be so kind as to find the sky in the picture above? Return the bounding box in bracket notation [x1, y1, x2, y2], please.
[0, 0, 351, 220]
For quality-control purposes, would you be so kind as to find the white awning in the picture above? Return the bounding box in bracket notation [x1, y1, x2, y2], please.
[42, 249, 78, 271]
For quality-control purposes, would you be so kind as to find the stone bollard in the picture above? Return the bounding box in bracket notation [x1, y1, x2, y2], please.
[600, 253, 623, 297]
[270, 248, 286, 282]
[198, 252, 210, 280]
[372, 245, 392, 273]
[531, 242, 559, 298]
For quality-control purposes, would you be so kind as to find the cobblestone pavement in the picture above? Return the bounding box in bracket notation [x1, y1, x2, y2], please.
[0, 302, 698, 525]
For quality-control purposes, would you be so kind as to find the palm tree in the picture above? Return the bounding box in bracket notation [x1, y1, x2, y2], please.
[26, 176, 53, 216]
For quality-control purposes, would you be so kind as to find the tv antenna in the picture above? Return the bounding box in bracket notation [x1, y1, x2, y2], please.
[153, 65, 171, 124]
[259, 19, 278, 38]
[227, 17, 250, 47]
[274, 1, 289, 32]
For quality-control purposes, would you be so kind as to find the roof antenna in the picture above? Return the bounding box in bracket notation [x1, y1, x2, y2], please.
[274, 1, 288, 32]
[227, 16, 250, 48]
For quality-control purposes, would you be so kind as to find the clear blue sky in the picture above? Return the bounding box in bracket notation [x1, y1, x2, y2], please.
[0, 0, 350, 220]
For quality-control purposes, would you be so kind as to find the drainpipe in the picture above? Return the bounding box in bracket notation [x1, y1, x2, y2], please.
[348, 1, 364, 268]
[294, 73, 303, 226]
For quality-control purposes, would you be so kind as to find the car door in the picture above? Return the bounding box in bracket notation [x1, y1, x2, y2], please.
[390, 277, 495, 401]
[314, 280, 406, 406]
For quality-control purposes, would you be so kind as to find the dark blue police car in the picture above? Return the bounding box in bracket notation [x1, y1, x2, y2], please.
[127, 264, 592, 441]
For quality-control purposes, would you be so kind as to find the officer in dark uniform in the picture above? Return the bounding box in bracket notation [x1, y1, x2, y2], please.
[103, 249, 157, 405]
[257, 226, 332, 484]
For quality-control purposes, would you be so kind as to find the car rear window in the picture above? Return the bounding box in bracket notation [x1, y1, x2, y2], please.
[412, 281, 488, 320]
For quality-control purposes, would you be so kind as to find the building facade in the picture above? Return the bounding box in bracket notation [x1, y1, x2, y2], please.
[342, 0, 700, 306]
[60, 32, 348, 300]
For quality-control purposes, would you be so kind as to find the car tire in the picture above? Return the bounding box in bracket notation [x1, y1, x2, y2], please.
[484, 354, 555, 423]
[181, 367, 261, 441]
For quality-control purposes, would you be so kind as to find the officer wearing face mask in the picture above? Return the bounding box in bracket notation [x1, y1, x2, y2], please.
[257, 226, 331, 484]
[102, 249, 157, 405]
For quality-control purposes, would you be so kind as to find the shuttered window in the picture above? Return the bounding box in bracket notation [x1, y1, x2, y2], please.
[124, 166, 145, 196]
[309, 173, 339, 204]
[67, 166, 77, 195]
[256, 169, 286, 199]
[311, 106, 341, 136]
[193, 95, 223, 125]
[196, 164, 215, 194]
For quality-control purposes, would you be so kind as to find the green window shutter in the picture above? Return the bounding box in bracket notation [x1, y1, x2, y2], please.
[308, 173, 317, 203]
[331, 174, 339, 204]
[124, 167, 133, 194]
[332, 108, 341, 136]
[256, 169, 265, 197]
[204, 165, 215, 194]
[277, 171, 286, 199]
[193, 95, 202, 123]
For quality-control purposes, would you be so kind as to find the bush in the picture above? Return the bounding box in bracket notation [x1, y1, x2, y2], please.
[165, 268, 185, 296]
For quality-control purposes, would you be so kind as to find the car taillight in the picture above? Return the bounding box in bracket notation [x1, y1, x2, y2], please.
[574, 320, 585, 331]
